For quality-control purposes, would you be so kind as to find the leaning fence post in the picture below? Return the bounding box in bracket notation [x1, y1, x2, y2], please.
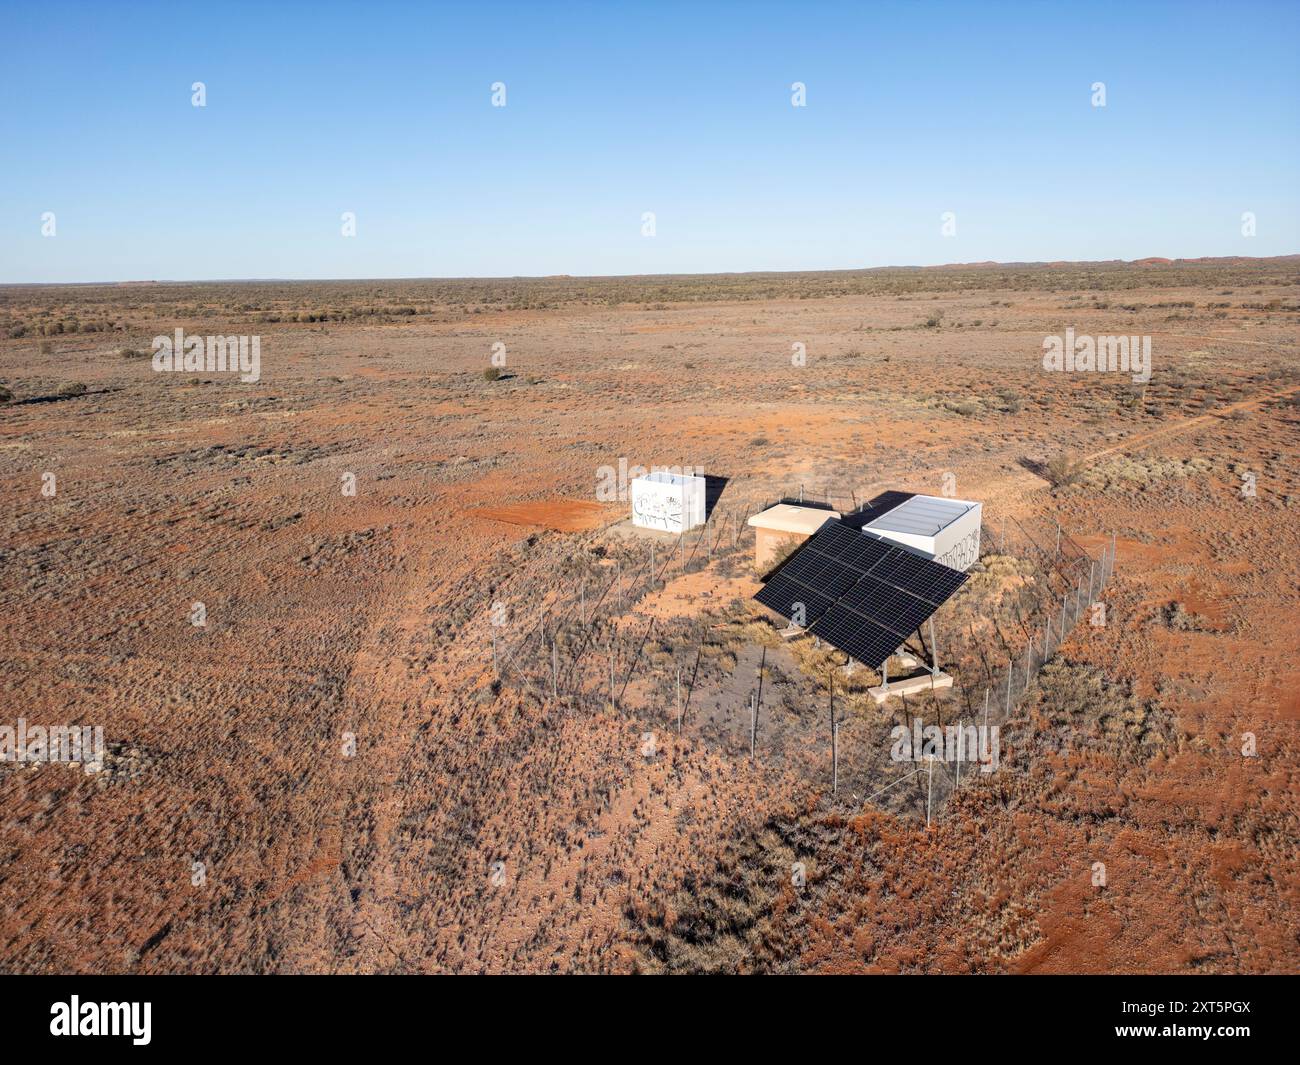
[832, 719, 840, 795]
[750, 694, 757, 762]
[926, 756, 934, 827]
[676, 668, 682, 734]
[955, 718, 962, 790]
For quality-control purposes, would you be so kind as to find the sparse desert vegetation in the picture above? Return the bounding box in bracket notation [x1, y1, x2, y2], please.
[1, 258, 1297, 974]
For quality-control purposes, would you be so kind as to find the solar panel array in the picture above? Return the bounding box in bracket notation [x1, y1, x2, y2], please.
[753, 519, 969, 669]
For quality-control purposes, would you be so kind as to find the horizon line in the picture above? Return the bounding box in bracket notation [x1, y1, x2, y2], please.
[4, 253, 1297, 289]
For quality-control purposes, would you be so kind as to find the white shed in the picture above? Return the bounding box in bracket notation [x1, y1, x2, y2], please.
[631, 472, 706, 533]
[861, 494, 982, 571]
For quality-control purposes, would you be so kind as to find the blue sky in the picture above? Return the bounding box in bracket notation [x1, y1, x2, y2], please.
[2, 0, 1297, 282]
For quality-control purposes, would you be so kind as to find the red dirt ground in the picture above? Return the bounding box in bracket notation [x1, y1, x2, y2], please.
[1, 261, 1296, 973]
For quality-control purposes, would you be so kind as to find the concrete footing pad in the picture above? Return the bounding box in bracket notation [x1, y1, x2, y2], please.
[869, 670, 953, 703]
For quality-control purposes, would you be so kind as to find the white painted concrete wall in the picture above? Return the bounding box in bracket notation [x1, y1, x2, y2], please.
[631, 474, 706, 533]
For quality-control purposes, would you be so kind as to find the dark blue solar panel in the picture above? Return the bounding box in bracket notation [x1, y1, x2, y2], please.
[754, 575, 836, 627]
[808, 607, 900, 670]
[753, 518, 968, 666]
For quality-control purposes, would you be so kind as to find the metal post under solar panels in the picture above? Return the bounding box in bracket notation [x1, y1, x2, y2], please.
[929, 617, 939, 677]
[881, 655, 889, 692]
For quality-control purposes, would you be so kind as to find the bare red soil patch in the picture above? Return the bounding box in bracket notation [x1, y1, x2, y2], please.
[471, 499, 610, 532]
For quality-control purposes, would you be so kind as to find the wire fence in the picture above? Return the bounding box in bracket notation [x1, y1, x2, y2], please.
[469, 489, 1118, 824]
[975, 516, 1115, 720]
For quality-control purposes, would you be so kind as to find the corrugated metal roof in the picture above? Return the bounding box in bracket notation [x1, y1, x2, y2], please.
[866, 495, 973, 538]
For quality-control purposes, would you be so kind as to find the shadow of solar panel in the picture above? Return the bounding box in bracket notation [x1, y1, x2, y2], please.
[838, 575, 935, 638]
[840, 490, 917, 530]
[754, 574, 836, 626]
[870, 550, 968, 605]
[809, 606, 900, 670]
